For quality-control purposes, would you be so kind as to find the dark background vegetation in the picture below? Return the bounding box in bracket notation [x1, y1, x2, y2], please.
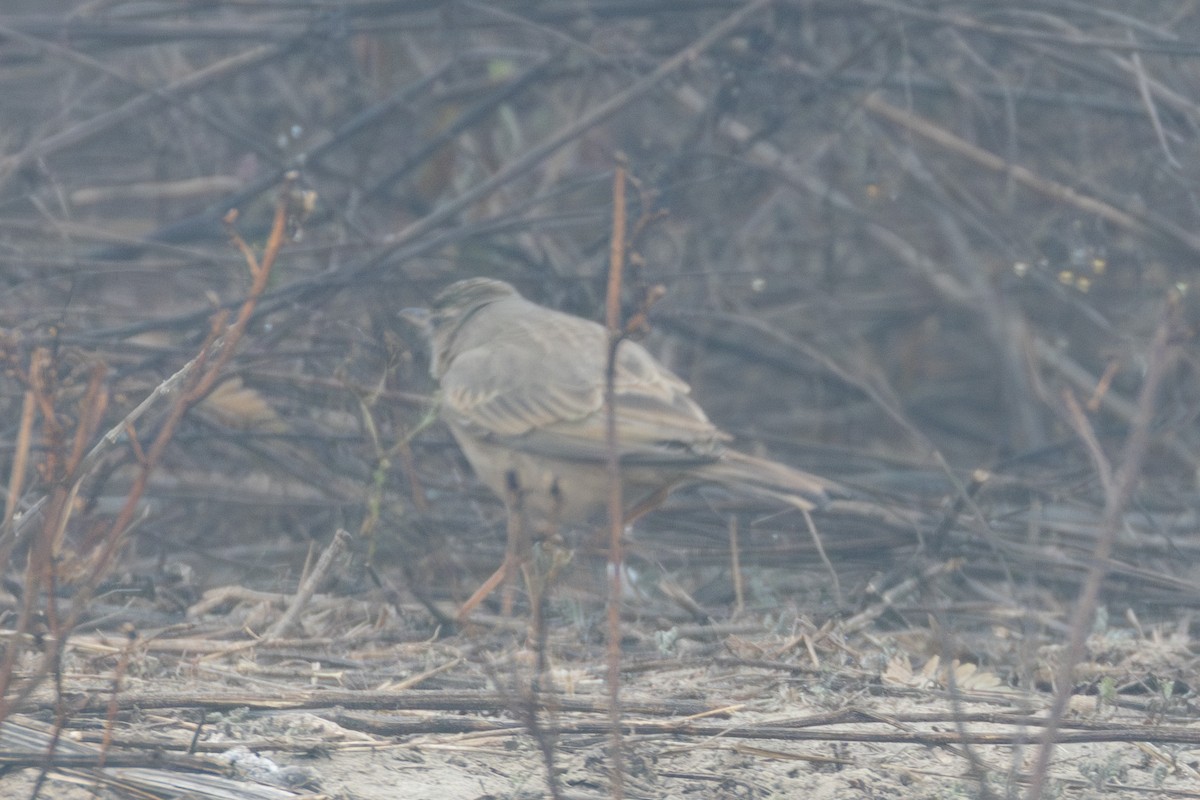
[1, 3, 1199, 797]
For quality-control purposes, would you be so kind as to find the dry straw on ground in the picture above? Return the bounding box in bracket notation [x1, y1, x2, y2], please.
[2, 2, 1200, 799]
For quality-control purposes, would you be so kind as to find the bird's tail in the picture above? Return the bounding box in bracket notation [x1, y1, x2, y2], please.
[692, 449, 845, 511]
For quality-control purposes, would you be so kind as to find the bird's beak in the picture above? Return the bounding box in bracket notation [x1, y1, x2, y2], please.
[398, 306, 432, 337]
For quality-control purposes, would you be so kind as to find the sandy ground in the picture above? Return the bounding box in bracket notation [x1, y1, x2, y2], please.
[4, 598, 1197, 800]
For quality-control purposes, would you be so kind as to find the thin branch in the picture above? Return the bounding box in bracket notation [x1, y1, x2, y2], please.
[1026, 305, 1178, 800]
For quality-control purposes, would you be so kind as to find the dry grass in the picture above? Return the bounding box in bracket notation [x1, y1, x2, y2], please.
[2, 2, 1200, 798]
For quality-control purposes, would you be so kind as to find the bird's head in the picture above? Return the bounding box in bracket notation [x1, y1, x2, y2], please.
[401, 277, 520, 378]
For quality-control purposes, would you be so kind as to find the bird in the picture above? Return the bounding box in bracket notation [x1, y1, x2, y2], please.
[405, 277, 842, 617]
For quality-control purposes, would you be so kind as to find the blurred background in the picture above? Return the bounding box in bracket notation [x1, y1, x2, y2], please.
[2, 1, 1199, 633]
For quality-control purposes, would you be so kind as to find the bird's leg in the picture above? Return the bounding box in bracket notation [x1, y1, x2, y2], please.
[621, 483, 676, 526]
[456, 559, 509, 622]
[454, 508, 524, 622]
[499, 471, 534, 616]
[455, 471, 528, 622]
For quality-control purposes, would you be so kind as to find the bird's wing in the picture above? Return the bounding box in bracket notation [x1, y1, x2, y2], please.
[439, 308, 726, 465]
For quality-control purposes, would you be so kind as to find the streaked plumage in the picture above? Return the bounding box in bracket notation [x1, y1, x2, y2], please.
[415, 277, 839, 526]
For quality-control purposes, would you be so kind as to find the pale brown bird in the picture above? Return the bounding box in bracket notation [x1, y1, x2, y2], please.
[407, 277, 842, 615]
